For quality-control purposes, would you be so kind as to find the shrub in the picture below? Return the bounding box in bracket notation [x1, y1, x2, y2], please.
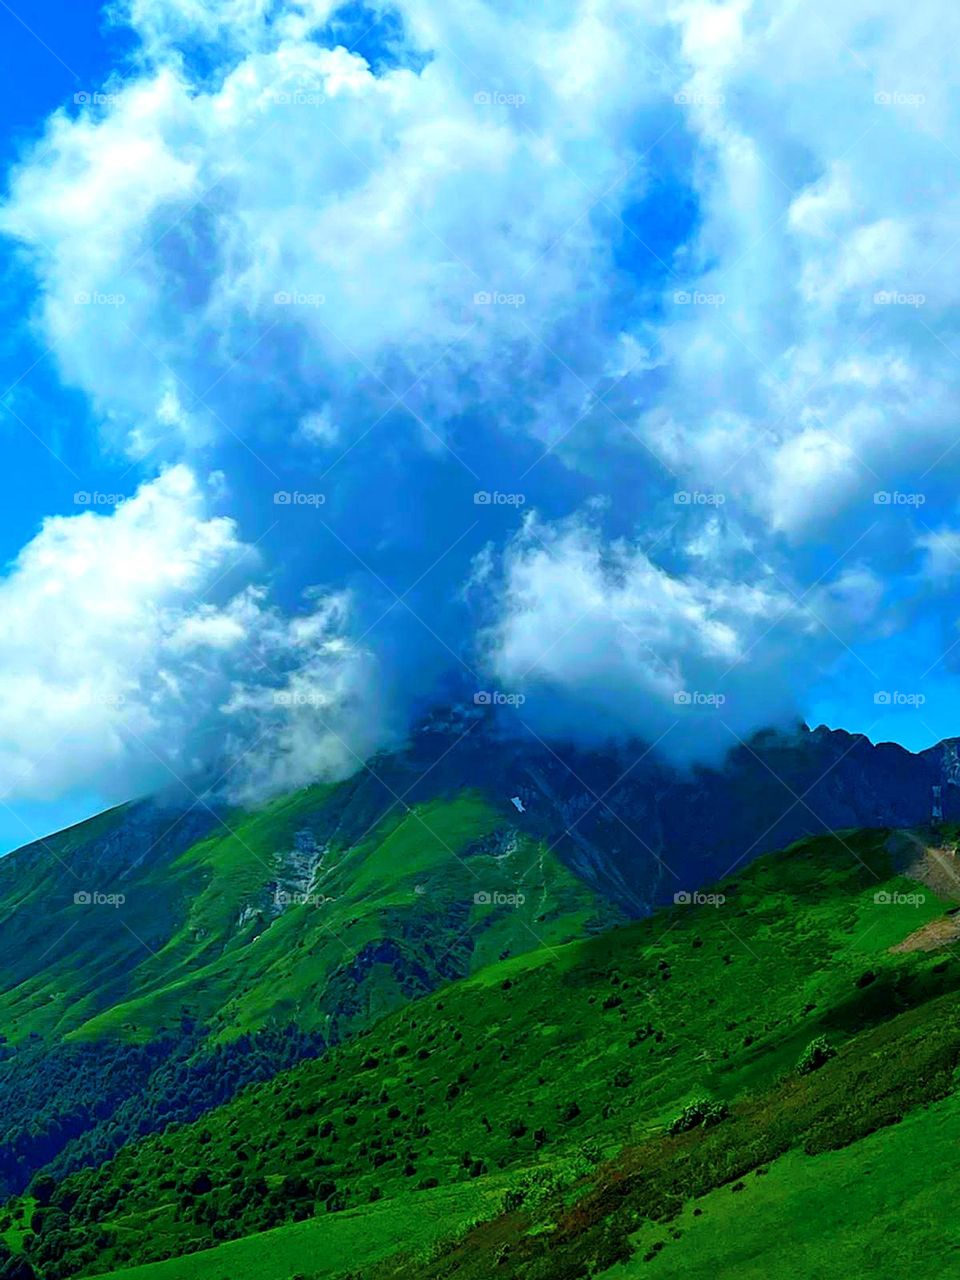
[668, 1097, 728, 1135]
[796, 1036, 837, 1076]
[501, 1187, 525, 1212]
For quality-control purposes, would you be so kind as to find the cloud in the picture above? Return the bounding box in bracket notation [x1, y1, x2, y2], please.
[0, 1, 675, 465]
[916, 527, 960, 583]
[476, 513, 881, 761]
[630, 0, 960, 548]
[0, 466, 386, 805]
[2, 0, 960, 812]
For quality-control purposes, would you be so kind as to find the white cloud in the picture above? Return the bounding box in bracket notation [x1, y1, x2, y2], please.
[109, 0, 338, 53]
[916, 527, 960, 583]
[0, 1, 672, 459]
[478, 514, 848, 760]
[2, 0, 958, 795]
[629, 0, 960, 545]
[0, 466, 385, 805]
[298, 405, 339, 446]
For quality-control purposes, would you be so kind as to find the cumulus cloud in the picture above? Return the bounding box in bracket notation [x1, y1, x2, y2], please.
[0, 0, 673, 463]
[631, 0, 960, 541]
[0, 466, 386, 805]
[476, 513, 882, 761]
[916, 528, 960, 583]
[2, 0, 960, 808]
[470, 0, 960, 753]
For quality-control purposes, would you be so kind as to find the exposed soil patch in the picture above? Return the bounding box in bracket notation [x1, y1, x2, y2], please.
[886, 829, 960, 952]
[891, 912, 960, 954]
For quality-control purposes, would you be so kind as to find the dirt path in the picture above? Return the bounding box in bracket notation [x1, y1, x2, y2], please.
[886, 830, 960, 953]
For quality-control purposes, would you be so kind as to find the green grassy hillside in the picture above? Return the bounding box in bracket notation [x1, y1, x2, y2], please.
[0, 787, 615, 1048]
[608, 1088, 960, 1279]
[8, 825, 960, 1279]
[100, 1083, 960, 1280]
[98, 1175, 519, 1280]
[0, 781, 616, 1210]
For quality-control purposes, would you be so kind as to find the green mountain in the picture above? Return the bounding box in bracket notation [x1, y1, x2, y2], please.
[0, 786, 610, 1049]
[3, 712, 957, 1052]
[0, 776, 615, 1210]
[2, 817, 960, 1280]
[3, 718, 960, 1280]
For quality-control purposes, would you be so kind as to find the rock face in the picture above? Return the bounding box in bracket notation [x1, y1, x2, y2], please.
[370, 712, 960, 915]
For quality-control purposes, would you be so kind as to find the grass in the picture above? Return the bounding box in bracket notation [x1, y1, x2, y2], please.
[608, 1088, 960, 1279]
[0, 787, 611, 1048]
[0, 1196, 34, 1251]
[102, 1173, 518, 1280]
[21, 826, 960, 1278]
[366, 973, 960, 1279]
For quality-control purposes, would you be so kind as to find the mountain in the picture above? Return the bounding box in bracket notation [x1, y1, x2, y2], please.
[2, 715, 960, 1280]
[393, 712, 960, 911]
[2, 712, 957, 1050]
[3, 823, 960, 1280]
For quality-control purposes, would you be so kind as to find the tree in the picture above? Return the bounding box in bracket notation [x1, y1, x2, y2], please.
[27, 1174, 56, 1207]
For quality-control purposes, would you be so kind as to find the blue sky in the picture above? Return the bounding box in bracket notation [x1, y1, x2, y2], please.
[0, 0, 127, 848]
[0, 0, 959, 853]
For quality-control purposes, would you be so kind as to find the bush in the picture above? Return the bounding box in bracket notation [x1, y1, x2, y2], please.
[501, 1187, 525, 1212]
[27, 1175, 56, 1207]
[668, 1097, 729, 1135]
[796, 1036, 837, 1076]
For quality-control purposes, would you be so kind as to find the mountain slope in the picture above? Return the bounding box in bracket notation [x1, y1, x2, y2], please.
[4, 712, 959, 1054]
[2, 714, 960, 1226]
[0, 782, 615, 1049]
[607, 1090, 960, 1279]
[8, 823, 960, 1279]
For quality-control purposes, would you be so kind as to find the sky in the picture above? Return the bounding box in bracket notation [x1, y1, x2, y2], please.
[1, 0, 960, 852]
